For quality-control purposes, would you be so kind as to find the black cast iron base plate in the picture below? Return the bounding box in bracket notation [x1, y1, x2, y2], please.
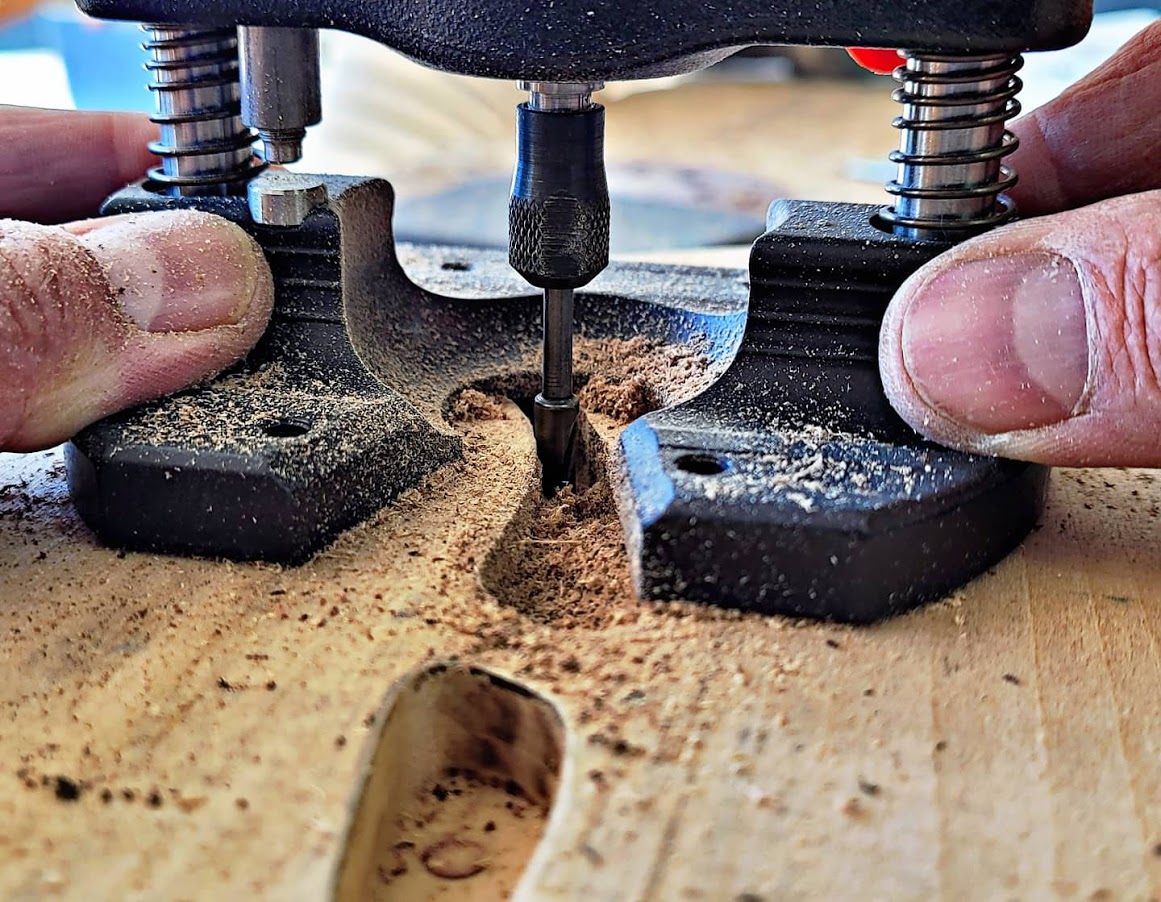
[67, 179, 467, 563]
[617, 201, 1048, 622]
[67, 182, 1046, 622]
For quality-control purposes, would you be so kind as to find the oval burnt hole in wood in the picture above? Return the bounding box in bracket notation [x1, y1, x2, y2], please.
[330, 663, 566, 902]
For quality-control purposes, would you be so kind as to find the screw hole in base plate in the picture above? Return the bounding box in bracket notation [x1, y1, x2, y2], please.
[674, 453, 730, 476]
[261, 419, 311, 439]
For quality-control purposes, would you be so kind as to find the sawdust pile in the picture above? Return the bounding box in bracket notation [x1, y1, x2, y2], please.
[448, 389, 510, 423]
[482, 473, 636, 631]
[450, 335, 719, 429]
[475, 336, 723, 628]
[578, 374, 659, 425]
[574, 335, 716, 411]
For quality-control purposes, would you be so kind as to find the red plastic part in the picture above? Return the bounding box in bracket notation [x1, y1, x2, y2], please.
[846, 47, 901, 75]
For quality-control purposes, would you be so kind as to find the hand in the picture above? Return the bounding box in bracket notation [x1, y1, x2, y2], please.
[0, 106, 273, 452]
[880, 22, 1161, 467]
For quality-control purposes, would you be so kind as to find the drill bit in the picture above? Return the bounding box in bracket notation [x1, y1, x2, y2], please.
[535, 286, 579, 490]
[508, 81, 609, 493]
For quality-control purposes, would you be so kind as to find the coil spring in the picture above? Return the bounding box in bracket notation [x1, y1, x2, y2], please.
[880, 53, 1023, 239]
[142, 25, 263, 196]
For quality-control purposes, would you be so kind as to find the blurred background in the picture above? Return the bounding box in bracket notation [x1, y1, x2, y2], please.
[0, 0, 1157, 256]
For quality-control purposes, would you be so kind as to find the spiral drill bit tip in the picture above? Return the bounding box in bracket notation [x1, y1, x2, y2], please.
[535, 287, 579, 492]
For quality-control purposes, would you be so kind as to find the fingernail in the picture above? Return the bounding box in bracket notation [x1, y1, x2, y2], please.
[78, 210, 263, 333]
[900, 252, 1091, 435]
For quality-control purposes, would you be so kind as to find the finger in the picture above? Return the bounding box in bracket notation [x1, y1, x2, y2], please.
[880, 190, 1161, 467]
[0, 107, 157, 223]
[0, 210, 274, 451]
[1010, 20, 1161, 216]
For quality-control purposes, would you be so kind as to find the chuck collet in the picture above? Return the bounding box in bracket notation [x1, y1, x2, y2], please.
[509, 81, 609, 493]
[509, 82, 610, 288]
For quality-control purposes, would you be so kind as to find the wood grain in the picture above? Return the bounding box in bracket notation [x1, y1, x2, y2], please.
[2, 417, 1161, 901]
[2, 79, 1159, 901]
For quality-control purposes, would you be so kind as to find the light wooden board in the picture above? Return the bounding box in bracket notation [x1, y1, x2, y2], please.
[3, 78, 1159, 901]
[2, 412, 1160, 901]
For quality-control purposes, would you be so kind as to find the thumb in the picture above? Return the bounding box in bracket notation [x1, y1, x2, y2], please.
[880, 190, 1161, 467]
[1, 210, 273, 451]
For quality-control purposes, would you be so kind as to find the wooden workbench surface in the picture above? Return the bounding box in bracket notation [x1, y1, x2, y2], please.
[3, 79, 1161, 901]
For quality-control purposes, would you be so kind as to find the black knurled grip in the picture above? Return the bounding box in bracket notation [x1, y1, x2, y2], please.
[509, 104, 610, 289]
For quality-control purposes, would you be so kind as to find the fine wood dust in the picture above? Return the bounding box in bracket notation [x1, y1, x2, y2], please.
[572, 335, 717, 417]
[578, 374, 659, 425]
[480, 414, 636, 630]
[454, 334, 721, 427]
[448, 389, 510, 423]
[472, 334, 720, 629]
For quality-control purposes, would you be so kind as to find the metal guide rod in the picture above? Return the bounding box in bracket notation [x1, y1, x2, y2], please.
[142, 24, 261, 196]
[882, 52, 1023, 240]
[238, 25, 322, 165]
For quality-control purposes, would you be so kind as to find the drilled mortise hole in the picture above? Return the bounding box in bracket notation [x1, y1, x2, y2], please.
[446, 364, 674, 629]
[332, 664, 565, 902]
[448, 374, 606, 491]
[480, 411, 638, 629]
[674, 453, 730, 476]
[260, 418, 311, 439]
